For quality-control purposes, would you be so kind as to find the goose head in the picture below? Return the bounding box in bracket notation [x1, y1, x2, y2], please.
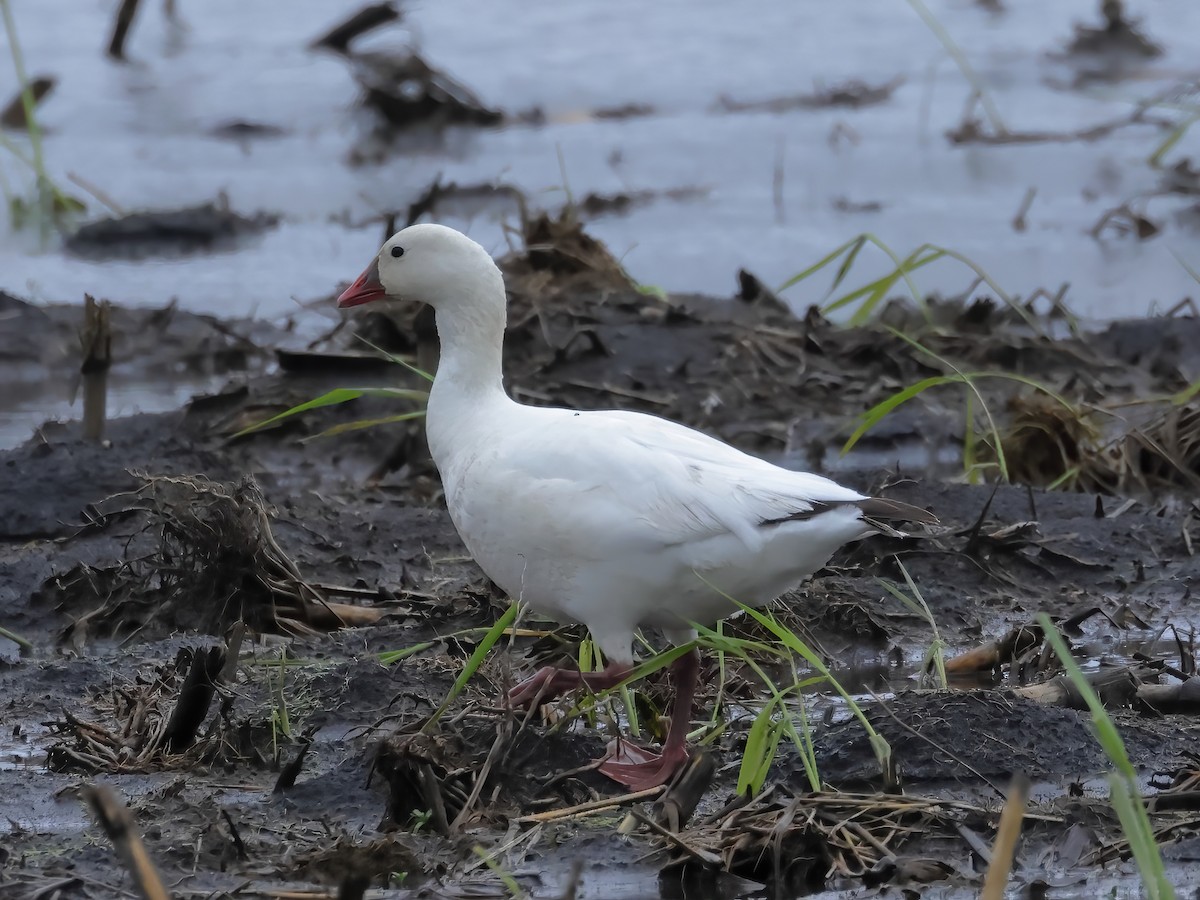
[336, 223, 504, 313]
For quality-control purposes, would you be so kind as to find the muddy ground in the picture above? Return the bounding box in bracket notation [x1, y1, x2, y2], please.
[3, 227, 1200, 898]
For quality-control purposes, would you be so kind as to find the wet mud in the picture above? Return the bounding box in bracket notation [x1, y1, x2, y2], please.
[3, 237, 1200, 897]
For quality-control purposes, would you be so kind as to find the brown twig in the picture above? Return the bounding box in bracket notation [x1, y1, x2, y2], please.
[80, 295, 112, 442]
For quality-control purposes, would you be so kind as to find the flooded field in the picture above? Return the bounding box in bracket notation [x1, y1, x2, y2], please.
[3, 1, 1200, 898]
[4, 0, 1200, 314]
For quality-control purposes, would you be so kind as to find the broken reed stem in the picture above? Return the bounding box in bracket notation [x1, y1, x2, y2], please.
[980, 772, 1030, 900]
[81, 784, 172, 900]
[107, 0, 143, 60]
[161, 645, 225, 753]
[81, 294, 112, 442]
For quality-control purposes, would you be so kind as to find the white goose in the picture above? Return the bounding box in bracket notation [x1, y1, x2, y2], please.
[337, 224, 936, 790]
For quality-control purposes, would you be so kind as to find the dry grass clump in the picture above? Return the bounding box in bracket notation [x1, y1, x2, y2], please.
[500, 205, 636, 298]
[663, 786, 963, 892]
[998, 393, 1200, 496]
[51, 474, 379, 645]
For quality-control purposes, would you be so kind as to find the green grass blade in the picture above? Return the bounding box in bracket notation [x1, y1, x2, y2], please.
[0, 624, 32, 651]
[878, 561, 947, 688]
[737, 704, 785, 797]
[354, 336, 436, 382]
[882, 329, 1011, 481]
[932, 246, 1041, 330]
[824, 244, 945, 324]
[737, 603, 890, 765]
[472, 846, 526, 898]
[737, 696, 777, 796]
[423, 601, 519, 732]
[301, 410, 426, 441]
[1038, 614, 1173, 899]
[1174, 379, 1200, 406]
[826, 234, 868, 298]
[379, 641, 438, 666]
[233, 387, 428, 437]
[693, 619, 823, 791]
[904, 0, 1006, 133]
[776, 236, 865, 293]
[1149, 114, 1199, 168]
[842, 375, 960, 455]
[703, 590, 891, 778]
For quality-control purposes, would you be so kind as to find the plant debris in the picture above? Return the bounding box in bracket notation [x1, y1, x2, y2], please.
[65, 200, 279, 259]
[0, 75, 55, 130]
[47, 642, 239, 773]
[47, 473, 383, 645]
[1061, 0, 1162, 61]
[661, 786, 966, 892]
[346, 51, 503, 132]
[714, 77, 903, 114]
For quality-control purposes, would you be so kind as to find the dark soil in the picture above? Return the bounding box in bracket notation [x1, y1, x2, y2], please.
[2, 263, 1200, 897]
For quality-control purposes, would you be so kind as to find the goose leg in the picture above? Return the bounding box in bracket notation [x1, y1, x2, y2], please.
[507, 661, 632, 709]
[600, 647, 699, 791]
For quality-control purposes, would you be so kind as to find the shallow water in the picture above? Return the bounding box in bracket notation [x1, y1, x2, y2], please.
[0, 369, 226, 445]
[3, 0, 1199, 324]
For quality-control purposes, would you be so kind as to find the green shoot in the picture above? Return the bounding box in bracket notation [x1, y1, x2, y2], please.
[635, 283, 669, 301]
[267, 647, 292, 758]
[1174, 378, 1200, 406]
[708, 621, 730, 730]
[690, 621, 824, 793]
[877, 560, 947, 688]
[300, 410, 425, 441]
[842, 328, 1081, 483]
[1149, 113, 1199, 168]
[727, 599, 892, 783]
[377, 623, 562, 666]
[1038, 614, 1173, 899]
[233, 386, 428, 438]
[354, 336, 436, 382]
[686, 576, 892, 786]
[472, 846, 527, 899]
[736, 692, 788, 796]
[422, 601, 519, 732]
[378, 640, 439, 666]
[0, 624, 32, 652]
[576, 638, 600, 729]
[778, 233, 1038, 330]
[1045, 466, 1082, 491]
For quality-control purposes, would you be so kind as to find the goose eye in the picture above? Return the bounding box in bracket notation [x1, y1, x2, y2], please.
[390, 246, 405, 259]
